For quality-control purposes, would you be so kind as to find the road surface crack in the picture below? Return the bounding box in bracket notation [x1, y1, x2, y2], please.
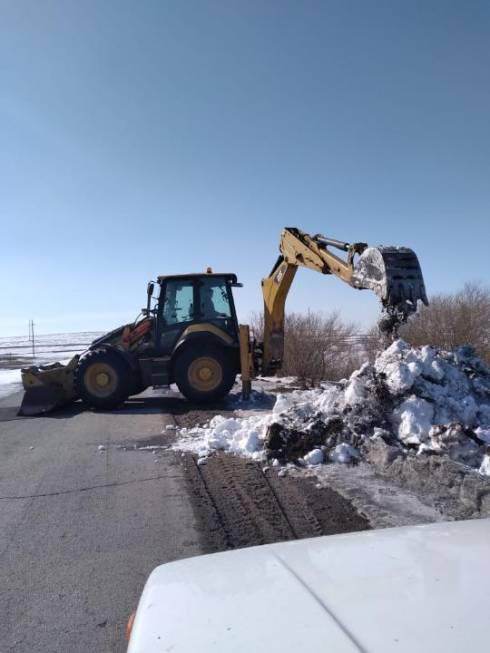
[0, 474, 181, 500]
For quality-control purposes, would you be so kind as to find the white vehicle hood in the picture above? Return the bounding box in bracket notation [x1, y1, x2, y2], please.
[128, 518, 490, 653]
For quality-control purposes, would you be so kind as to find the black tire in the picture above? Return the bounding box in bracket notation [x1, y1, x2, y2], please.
[174, 343, 236, 402]
[75, 348, 132, 410]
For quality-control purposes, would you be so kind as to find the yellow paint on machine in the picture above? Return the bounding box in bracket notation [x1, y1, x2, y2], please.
[179, 323, 234, 345]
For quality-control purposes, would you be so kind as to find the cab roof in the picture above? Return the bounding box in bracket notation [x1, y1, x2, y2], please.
[157, 273, 238, 284]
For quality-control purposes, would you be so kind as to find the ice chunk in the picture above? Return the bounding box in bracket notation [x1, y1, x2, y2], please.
[344, 374, 366, 405]
[479, 454, 490, 476]
[384, 361, 419, 394]
[303, 449, 324, 466]
[393, 396, 434, 444]
[316, 385, 342, 413]
[330, 443, 359, 464]
[273, 393, 292, 415]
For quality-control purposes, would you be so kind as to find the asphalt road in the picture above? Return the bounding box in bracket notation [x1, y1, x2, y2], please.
[0, 390, 202, 653]
[0, 387, 370, 653]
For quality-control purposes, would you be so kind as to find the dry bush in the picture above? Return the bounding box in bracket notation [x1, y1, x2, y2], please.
[249, 311, 264, 340]
[250, 284, 490, 387]
[400, 282, 490, 362]
[250, 310, 364, 386]
[362, 323, 386, 363]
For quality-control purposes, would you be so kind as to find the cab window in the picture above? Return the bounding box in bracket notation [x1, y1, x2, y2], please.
[163, 280, 194, 325]
[199, 278, 232, 320]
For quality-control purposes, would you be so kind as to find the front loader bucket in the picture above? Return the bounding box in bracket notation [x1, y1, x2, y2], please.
[19, 385, 72, 416]
[18, 356, 79, 416]
[352, 246, 428, 335]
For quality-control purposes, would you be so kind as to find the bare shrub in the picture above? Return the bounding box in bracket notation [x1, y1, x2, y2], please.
[250, 310, 364, 386]
[400, 282, 490, 362]
[362, 323, 386, 362]
[249, 311, 264, 340]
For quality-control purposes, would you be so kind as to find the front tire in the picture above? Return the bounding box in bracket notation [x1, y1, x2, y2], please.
[75, 348, 132, 410]
[174, 343, 236, 402]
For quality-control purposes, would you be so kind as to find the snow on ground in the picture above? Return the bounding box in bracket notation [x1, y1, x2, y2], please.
[0, 332, 100, 365]
[174, 339, 490, 476]
[0, 369, 22, 399]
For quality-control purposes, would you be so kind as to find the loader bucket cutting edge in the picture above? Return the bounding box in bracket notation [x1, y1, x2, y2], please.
[18, 385, 74, 416]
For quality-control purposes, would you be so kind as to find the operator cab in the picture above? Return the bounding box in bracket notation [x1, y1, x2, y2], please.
[153, 273, 241, 355]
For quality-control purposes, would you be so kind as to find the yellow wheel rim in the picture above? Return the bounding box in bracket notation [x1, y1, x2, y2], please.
[84, 362, 118, 398]
[188, 356, 222, 392]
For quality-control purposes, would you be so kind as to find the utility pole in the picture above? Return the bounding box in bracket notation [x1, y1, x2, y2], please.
[28, 319, 36, 359]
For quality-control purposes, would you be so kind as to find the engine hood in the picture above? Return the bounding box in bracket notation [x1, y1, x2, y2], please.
[128, 518, 490, 653]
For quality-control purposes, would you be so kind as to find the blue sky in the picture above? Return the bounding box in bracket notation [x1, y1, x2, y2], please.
[1, 1, 489, 337]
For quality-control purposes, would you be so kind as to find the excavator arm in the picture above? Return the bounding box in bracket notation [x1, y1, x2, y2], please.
[260, 227, 428, 375]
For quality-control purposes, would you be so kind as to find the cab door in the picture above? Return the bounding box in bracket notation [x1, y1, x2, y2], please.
[156, 279, 197, 354]
[197, 277, 239, 341]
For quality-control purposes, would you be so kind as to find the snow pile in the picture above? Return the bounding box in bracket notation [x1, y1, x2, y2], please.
[175, 340, 490, 475]
[177, 413, 274, 461]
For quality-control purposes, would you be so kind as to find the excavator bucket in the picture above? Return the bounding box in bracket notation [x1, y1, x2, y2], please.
[18, 356, 79, 416]
[352, 246, 428, 335]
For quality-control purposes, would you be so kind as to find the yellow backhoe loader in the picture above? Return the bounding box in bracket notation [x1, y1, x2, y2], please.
[19, 228, 427, 416]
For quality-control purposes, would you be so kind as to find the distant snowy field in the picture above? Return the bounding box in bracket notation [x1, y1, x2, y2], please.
[0, 369, 22, 400]
[0, 332, 102, 399]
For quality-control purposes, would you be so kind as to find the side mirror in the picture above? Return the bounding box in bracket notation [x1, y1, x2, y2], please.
[147, 282, 155, 314]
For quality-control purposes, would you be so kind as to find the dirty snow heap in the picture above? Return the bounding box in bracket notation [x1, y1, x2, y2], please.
[175, 340, 490, 476]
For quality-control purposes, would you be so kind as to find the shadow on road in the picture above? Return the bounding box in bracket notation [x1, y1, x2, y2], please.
[1, 389, 277, 422]
[0, 401, 87, 422]
[103, 395, 232, 416]
[0, 396, 217, 421]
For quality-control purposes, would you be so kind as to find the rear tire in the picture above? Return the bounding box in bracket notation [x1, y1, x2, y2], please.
[174, 343, 236, 402]
[75, 348, 132, 410]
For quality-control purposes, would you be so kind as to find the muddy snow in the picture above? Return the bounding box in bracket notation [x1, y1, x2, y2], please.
[175, 340, 490, 517]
